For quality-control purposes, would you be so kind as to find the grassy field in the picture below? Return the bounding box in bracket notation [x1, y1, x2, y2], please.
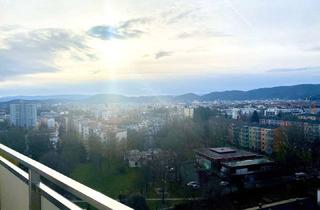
[70, 161, 197, 209]
[70, 161, 144, 198]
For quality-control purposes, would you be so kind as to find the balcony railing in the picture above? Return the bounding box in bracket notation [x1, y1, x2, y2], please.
[0, 143, 132, 210]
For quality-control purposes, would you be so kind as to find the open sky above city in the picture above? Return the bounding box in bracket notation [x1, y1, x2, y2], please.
[0, 0, 320, 96]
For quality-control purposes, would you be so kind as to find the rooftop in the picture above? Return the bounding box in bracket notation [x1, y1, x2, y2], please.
[195, 147, 260, 162]
[222, 158, 274, 168]
[209, 147, 235, 154]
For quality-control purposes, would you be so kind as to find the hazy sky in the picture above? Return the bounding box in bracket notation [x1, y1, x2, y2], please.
[0, 0, 319, 96]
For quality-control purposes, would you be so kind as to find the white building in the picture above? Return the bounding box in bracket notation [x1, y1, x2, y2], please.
[184, 108, 194, 118]
[232, 108, 240, 119]
[240, 108, 257, 115]
[10, 103, 37, 128]
[0, 110, 7, 122]
[47, 118, 55, 128]
[115, 129, 127, 141]
[264, 108, 280, 117]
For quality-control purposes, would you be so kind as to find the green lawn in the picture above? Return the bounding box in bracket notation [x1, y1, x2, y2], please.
[70, 161, 197, 209]
[70, 161, 144, 198]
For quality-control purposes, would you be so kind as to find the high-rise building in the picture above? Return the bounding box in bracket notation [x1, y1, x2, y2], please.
[10, 103, 37, 128]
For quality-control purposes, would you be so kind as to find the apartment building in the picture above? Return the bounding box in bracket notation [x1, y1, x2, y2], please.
[229, 124, 281, 154]
[260, 118, 320, 141]
[10, 103, 37, 128]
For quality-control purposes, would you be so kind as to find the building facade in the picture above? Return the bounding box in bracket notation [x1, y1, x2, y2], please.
[10, 103, 37, 128]
[229, 124, 281, 154]
[260, 118, 320, 142]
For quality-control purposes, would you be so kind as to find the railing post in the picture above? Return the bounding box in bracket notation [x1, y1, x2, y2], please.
[29, 169, 41, 210]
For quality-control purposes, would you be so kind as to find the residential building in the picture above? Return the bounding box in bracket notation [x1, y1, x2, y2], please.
[10, 103, 37, 128]
[0, 109, 7, 122]
[126, 149, 162, 168]
[184, 107, 194, 118]
[264, 108, 280, 117]
[260, 118, 320, 141]
[298, 114, 318, 121]
[229, 124, 281, 154]
[232, 108, 240, 119]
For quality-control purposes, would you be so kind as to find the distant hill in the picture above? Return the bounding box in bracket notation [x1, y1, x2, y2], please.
[201, 84, 320, 101]
[1, 84, 320, 104]
[173, 93, 200, 102]
[0, 95, 89, 103]
[82, 84, 320, 103]
[310, 95, 320, 101]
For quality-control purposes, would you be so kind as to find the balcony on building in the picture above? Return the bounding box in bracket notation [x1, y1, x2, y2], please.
[0, 143, 132, 210]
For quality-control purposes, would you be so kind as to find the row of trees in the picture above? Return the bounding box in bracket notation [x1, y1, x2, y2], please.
[0, 124, 159, 209]
[274, 125, 320, 172]
[0, 127, 86, 175]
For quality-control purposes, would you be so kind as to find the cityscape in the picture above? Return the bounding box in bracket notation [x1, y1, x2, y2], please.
[0, 85, 320, 209]
[1, 0, 320, 210]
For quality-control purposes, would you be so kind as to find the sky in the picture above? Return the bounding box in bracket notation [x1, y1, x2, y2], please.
[0, 0, 320, 96]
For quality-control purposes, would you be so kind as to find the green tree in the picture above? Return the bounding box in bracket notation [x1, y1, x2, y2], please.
[87, 134, 104, 169]
[275, 126, 312, 172]
[27, 131, 51, 160]
[127, 129, 146, 150]
[0, 128, 26, 153]
[156, 119, 203, 159]
[154, 119, 204, 185]
[250, 110, 259, 123]
[127, 194, 149, 210]
[103, 133, 118, 169]
[193, 107, 218, 122]
[39, 151, 68, 174]
[59, 133, 86, 174]
[208, 116, 229, 147]
[311, 138, 320, 167]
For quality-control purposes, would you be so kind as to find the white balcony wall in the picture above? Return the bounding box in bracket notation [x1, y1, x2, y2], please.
[0, 143, 132, 210]
[41, 196, 60, 210]
[0, 158, 60, 210]
[0, 163, 29, 210]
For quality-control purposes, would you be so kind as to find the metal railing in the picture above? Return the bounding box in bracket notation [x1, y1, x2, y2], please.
[0, 143, 133, 210]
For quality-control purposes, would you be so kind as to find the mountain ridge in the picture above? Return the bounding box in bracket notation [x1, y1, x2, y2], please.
[1, 84, 320, 103]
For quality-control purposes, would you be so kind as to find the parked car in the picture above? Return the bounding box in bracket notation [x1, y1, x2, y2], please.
[294, 172, 307, 180]
[219, 181, 229, 186]
[186, 181, 200, 189]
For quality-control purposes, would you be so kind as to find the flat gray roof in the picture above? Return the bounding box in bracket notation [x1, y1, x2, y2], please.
[222, 158, 274, 168]
[209, 147, 235, 154]
[195, 147, 260, 162]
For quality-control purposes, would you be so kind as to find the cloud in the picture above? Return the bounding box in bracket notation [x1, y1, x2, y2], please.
[0, 25, 23, 32]
[307, 46, 320, 51]
[165, 8, 199, 24]
[267, 66, 320, 73]
[0, 28, 89, 79]
[88, 17, 151, 40]
[88, 26, 124, 40]
[155, 51, 173, 59]
[176, 30, 232, 39]
[119, 17, 152, 29]
[91, 70, 102, 75]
